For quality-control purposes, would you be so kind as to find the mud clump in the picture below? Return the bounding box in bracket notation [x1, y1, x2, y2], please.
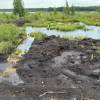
[15, 36, 100, 100]
[13, 20, 27, 27]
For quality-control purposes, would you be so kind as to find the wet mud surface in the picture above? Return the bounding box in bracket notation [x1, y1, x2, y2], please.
[13, 20, 27, 27]
[1, 36, 100, 100]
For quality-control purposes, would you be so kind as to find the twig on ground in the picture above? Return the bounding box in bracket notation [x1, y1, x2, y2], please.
[81, 96, 83, 100]
[79, 86, 87, 94]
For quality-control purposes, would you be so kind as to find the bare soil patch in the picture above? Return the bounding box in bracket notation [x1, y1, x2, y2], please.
[1, 35, 100, 100]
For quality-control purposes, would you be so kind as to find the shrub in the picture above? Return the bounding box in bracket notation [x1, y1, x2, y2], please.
[0, 42, 13, 54]
[30, 31, 47, 42]
[15, 48, 21, 55]
[24, 49, 27, 53]
[0, 24, 26, 54]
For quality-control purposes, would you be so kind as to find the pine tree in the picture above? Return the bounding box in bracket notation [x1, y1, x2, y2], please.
[66, 0, 70, 15]
[63, 7, 67, 14]
[54, 7, 57, 15]
[13, 0, 25, 19]
[71, 4, 75, 15]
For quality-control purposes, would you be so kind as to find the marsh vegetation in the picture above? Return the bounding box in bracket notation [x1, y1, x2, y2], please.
[0, 6, 100, 54]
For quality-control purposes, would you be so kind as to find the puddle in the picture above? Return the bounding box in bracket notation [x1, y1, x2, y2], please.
[93, 69, 100, 73]
[51, 51, 81, 67]
[0, 63, 23, 85]
[0, 29, 34, 85]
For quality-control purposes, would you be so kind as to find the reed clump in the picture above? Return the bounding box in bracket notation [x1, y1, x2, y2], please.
[30, 31, 46, 42]
[0, 24, 26, 54]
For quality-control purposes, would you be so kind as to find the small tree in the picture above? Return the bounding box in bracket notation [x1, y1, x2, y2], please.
[54, 7, 57, 15]
[71, 4, 75, 15]
[13, 0, 25, 20]
[98, 9, 100, 13]
[2, 9, 5, 16]
[66, 0, 70, 15]
[63, 7, 66, 14]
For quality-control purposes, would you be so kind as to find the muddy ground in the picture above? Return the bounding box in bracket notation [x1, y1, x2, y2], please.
[1, 35, 100, 100]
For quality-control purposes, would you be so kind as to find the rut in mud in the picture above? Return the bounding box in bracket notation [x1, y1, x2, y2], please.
[11, 35, 100, 100]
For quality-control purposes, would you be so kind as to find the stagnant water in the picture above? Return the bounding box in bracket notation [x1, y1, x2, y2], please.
[0, 22, 100, 85]
[26, 22, 100, 39]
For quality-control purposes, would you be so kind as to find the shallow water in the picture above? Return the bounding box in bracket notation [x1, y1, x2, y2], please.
[0, 29, 34, 85]
[26, 22, 100, 39]
[51, 51, 81, 68]
[0, 21, 100, 85]
[0, 63, 23, 85]
[17, 37, 34, 56]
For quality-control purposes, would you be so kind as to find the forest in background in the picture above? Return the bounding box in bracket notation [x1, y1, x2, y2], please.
[0, 6, 100, 12]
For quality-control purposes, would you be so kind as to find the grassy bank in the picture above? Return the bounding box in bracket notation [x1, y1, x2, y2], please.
[0, 13, 17, 23]
[23, 11, 100, 32]
[0, 24, 26, 54]
[0, 11, 100, 53]
[30, 31, 46, 42]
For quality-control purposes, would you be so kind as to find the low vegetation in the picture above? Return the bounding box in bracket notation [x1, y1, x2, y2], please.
[24, 11, 100, 33]
[15, 48, 21, 55]
[62, 35, 84, 40]
[30, 31, 46, 42]
[24, 49, 27, 53]
[48, 23, 85, 31]
[0, 24, 26, 54]
[0, 6, 100, 54]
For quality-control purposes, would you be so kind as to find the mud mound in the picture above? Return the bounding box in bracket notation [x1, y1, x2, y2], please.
[14, 35, 100, 100]
[13, 20, 26, 27]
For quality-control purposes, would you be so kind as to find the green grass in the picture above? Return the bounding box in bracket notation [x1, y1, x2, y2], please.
[0, 42, 13, 54]
[30, 31, 46, 42]
[62, 35, 84, 40]
[50, 23, 85, 31]
[15, 48, 21, 55]
[0, 13, 17, 23]
[57, 34, 60, 38]
[24, 49, 27, 53]
[0, 11, 100, 54]
[0, 23, 26, 54]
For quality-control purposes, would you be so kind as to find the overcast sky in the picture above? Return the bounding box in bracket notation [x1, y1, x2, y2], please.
[0, 0, 100, 9]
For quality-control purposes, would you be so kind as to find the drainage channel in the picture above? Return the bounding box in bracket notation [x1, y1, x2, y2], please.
[0, 31, 34, 85]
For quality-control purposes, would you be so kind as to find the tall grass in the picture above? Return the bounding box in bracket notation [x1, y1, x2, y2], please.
[0, 13, 17, 23]
[49, 23, 85, 31]
[0, 42, 13, 54]
[0, 24, 26, 54]
[30, 31, 46, 42]
[15, 48, 21, 55]
[62, 35, 84, 40]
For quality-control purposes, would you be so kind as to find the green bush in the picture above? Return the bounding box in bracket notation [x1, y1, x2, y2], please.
[30, 31, 46, 42]
[15, 48, 21, 55]
[24, 49, 27, 53]
[0, 24, 26, 54]
[0, 42, 13, 54]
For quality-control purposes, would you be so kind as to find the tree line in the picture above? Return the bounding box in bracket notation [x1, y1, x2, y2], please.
[0, 6, 100, 12]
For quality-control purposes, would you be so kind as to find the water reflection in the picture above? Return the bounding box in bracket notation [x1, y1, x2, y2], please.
[17, 37, 34, 56]
[0, 63, 23, 85]
[26, 22, 100, 39]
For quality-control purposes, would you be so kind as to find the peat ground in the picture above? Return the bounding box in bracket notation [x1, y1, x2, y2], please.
[1, 36, 100, 100]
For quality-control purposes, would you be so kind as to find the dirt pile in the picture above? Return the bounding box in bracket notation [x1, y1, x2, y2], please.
[15, 35, 100, 100]
[13, 20, 26, 27]
[1, 35, 100, 100]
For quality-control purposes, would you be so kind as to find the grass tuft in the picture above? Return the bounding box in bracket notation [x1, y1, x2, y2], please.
[30, 31, 46, 42]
